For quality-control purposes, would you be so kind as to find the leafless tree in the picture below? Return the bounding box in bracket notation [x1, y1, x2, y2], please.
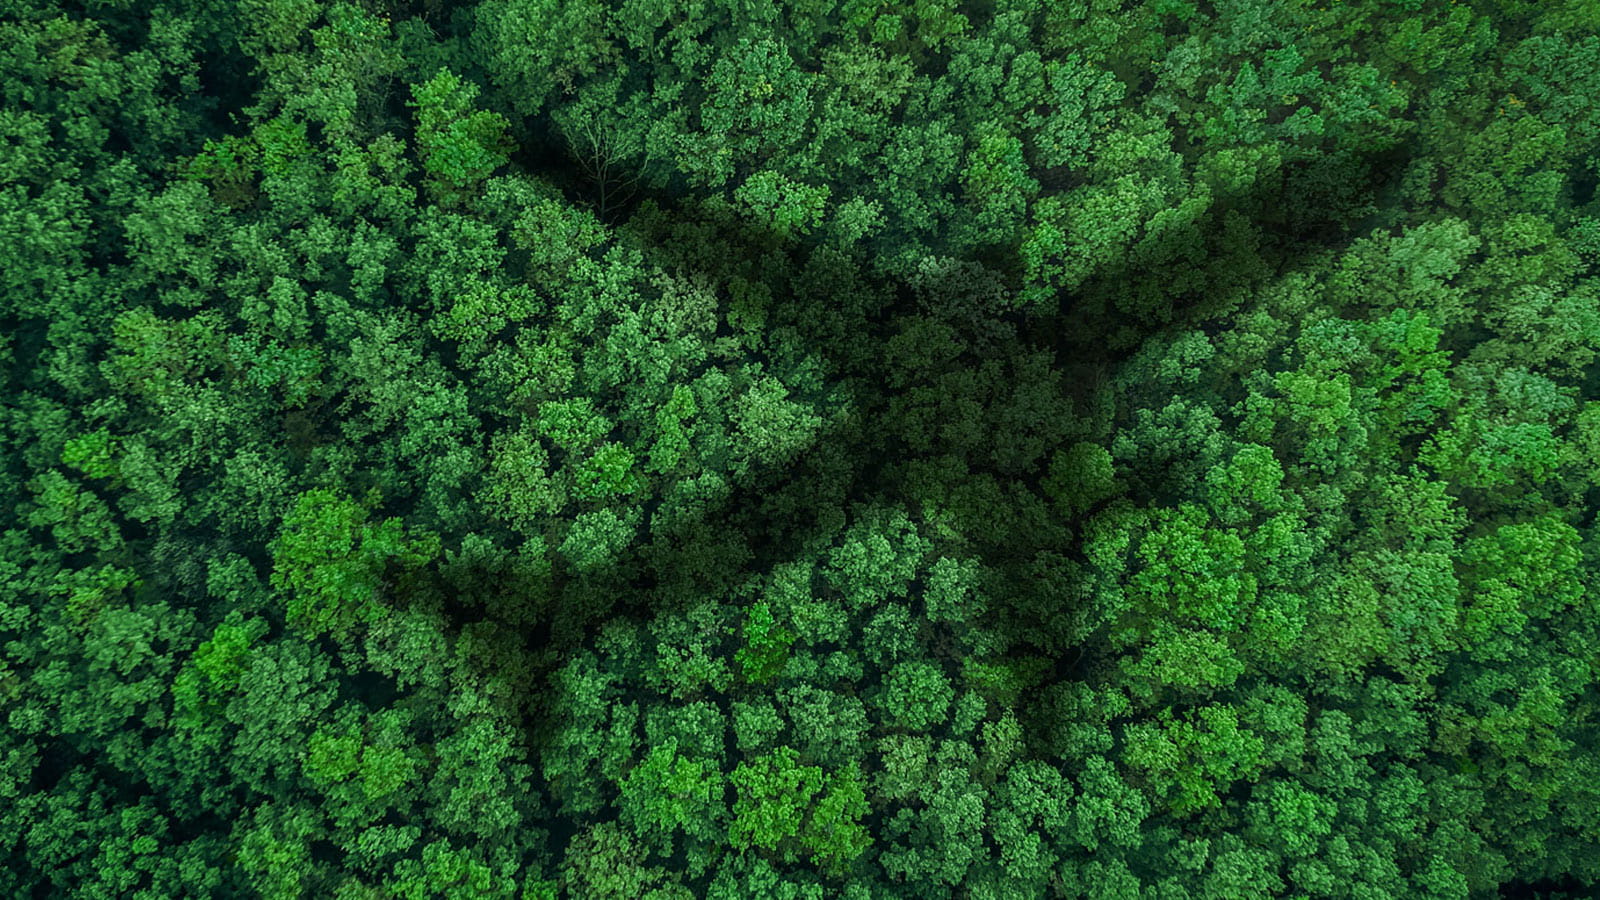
[565, 117, 656, 223]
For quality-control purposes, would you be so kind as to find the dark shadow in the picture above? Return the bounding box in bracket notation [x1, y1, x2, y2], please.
[366, 122, 1418, 886]
[420, 131, 1415, 716]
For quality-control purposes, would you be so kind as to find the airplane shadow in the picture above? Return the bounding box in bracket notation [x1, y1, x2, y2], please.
[401, 122, 1413, 845]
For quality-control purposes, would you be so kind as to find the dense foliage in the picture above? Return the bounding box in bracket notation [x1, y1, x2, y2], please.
[4, 0, 1600, 896]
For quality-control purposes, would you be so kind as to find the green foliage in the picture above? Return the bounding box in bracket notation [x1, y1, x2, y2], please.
[647, 384, 697, 475]
[60, 427, 118, 480]
[536, 396, 612, 452]
[1123, 703, 1268, 816]
[803, 767, 871, 870]
[409, 69, 516, 199]
[192, 610, 270, 692]
[1043, 441, 1120, 514]
[270, 489, 440, 638]
[734, 600, 794, 684]
[822, 507, 928, 612]
[574, 442, 640, 501]
[27, 469, 121, 555]
[253, 115, 313, 176]
[1458, 512, 1585, 650]
[617, 739, 726, 852]
[881, 660, 954, 731]
[477, 0, 618, 115]
[481, 428, 565, 532]
[733, 170, 831, 238]
[728, 746, 869, 868]
[729, 746, 821, 858]
[558, 507, 640, 573]
[7, 2, 1600, 897]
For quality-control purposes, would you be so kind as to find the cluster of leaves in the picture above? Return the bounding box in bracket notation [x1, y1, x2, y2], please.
[4, 0, 1600, 897]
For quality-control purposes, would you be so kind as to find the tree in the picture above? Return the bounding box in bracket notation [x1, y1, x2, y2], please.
[554, 73, 658, 223]
[734, 600, 794, 684]
[733, 170, 832, 239]
[728, 746, 822, 860]
[408, 69, 515, 201]
[269, 489, 440, 639]
[617, 738, 726, 858]
[574, 443, 641, 502]
[476, 0, 618, 115]
[880, 661, 954, 732]
[728, 745, 869, 870]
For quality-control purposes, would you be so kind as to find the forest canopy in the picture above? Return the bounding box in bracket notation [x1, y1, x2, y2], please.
[3, 0, 1600, 897]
